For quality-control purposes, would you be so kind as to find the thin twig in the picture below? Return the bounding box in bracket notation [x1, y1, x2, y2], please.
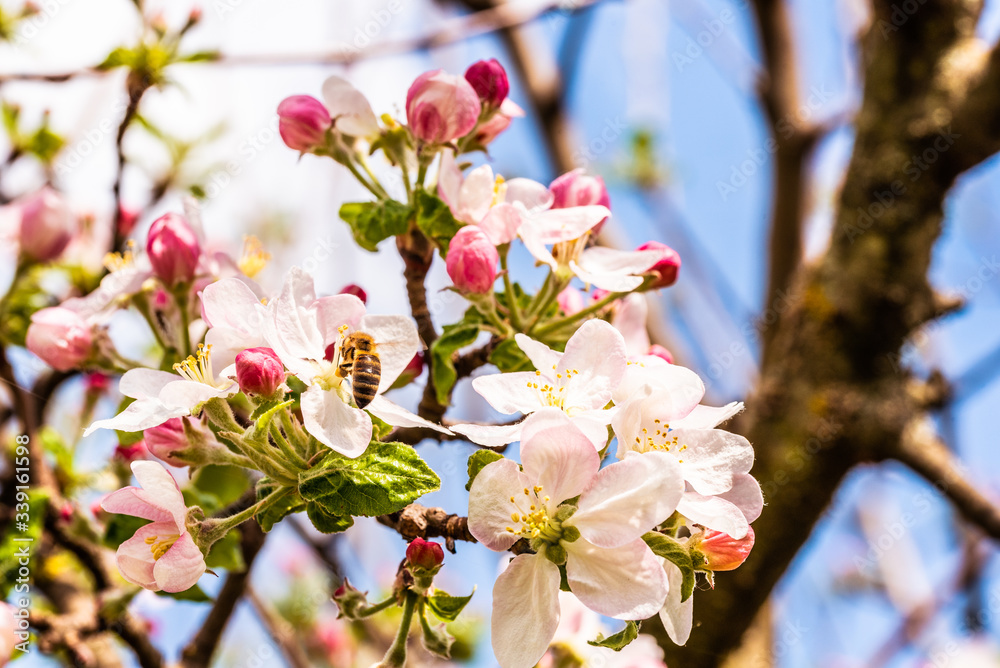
[246, 587, 312, 668]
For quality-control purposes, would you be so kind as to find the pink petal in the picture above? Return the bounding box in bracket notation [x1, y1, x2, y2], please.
[667, 428, 755, 495]
[572, 452, 683, 548]
[719, 473, 764, 524]
[130, 461, 188, 530]
[659, 561, 693, 645]
[84, 398, 188, 437]
[565, 539, 668, 619]
[459, 164, 496, 224]
[153, 532, 206, 593]
[492, 555, 561, 668]
[200, 277, 263, 331]
[520, 409, 599, 505]
[612, 361, 705, 408]
[479, 203, 522, 245]
[116, 522, 174, 589]
[505, 178, 551, 212]
[513, 333, 561, 375]
[321, 75, 379, 138]
[559, 319, 627, 412]
[611, 293, 651, 356]
[672, 402, 744, 430]
[119, 368, 180, 400]
[468, 459, 531, 551]
[367, 395, 451, 434]
[315, 294, 367, 348]
[470, 372, 545, 415]
[676, 490, 749, 539]
[449, 421, 524, 448]
[358, 314, 421, 394]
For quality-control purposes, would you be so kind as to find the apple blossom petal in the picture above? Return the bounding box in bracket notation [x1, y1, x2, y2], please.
[720, 473, 764, 524]
[322, 75, 379, 138]
[460, 164, 496, 224]
[301, 386, 372, 458]
[513, 333, 561, 374]
[358, 314, 422, 393]
[116, 522, 169, 589]
[676, 490, 749, 539]
[119, 368, 181, 400]
[130, 461, 188, 530]
[449, 421, 524, 447]
[84, 399, 188, 436]
[668, 428, 755, 495]
[479, 203, 522, 245]
[578, 246, 664, 278]
[612, 293, 651, 356]
[205, 326, 265, 377]
[565, 539, 668, 619]
[492, 554, 561, 668]
[571, 411, 615, 450]
[572, 452, 683, 548]
[659, 561, 693, 646]
[101, 487, 173, 525]
[437, 151, 463, 210]
[201, 277, 263, 331]
[468, 459, 531, 551]
[153, 532, 206, 592]
[265, 267, 325, 368]
[158, 379, 236, 410]
[611, 395, 646, 459]
[612, 362, 705, 411]
[559, 319, 626, 412]
[519, 409, 599, 504]
[528, 206, 610, 243]
[470, 372, 545, 415]
[505, 178, 552, 213]
[570, 260, 645, 292]
[672, 402, 744, 430]
[315, 294, 367, 346]
[367, 395, 452, 434]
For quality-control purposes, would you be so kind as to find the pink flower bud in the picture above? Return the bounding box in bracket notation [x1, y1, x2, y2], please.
[85, 372, 110, 394]
[464, 59, 509, 107]
[636, 241, 681, 289]
[406, 537, 444, 571]
[694, 527, 755, 571]
[333, 578, 370, 620]
[647, 344, 674, 364]
[235, 347, 286, 397]
[118, 205, 139, 237]
[339, 283, 368, 304]
[550, 170, 610, 235]
[278, 95, 332, 153]
[146, 213, 201, 286]
[446, 226, 498, 294]
[26, 307, 92, 371]
[557, 286, 585, 316]
[591, 288, 610, 303]
[406, 70, 481, 144]
[115, 441, 149, 462]
[58, 502, 74, 523]
[19, 187, 76, 262]
[146, 417, 228, 468]
[473, 99, 523, 146]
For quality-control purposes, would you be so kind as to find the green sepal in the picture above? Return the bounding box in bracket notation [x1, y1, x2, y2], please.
[155, 584, 213, 603]
[642, 532, 695, 601]
[587, 621, 640, 651]
[339, 200, 413, 252]
[465, 450, 503, 491]
[298, 441, 440, 517]
[488, 338, 532, 373]
[255, 477, 306, 533]
[426, 587, 475, 622]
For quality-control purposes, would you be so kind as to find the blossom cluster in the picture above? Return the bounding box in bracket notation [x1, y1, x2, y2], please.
[1, 57, 761, 668]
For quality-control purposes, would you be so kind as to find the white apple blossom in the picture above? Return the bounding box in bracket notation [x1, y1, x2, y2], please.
[200, 277, 270, 373]
[84, 343, 238, 436]
[260, 267, 449, 458]
[452, 319, 627, 448]
[468, 410, 684, 668]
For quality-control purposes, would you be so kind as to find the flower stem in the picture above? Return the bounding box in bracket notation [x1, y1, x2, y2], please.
[531, 289, 625, 338]
[196, 486, 293, 549]
[270, 422, 310, 470]
[499, 245, 524, 331]
[357, 596, 396, 618]
[174, 287, 193, 358]
[379, 591, 417, 668]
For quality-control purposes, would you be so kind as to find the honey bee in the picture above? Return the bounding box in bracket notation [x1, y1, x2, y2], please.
[337, 331, 381, 409]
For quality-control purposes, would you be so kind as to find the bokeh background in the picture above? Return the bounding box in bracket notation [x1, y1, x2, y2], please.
[5, 0, 1000, 666]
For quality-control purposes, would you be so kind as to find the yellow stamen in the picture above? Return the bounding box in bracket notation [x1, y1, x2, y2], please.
[103, 240, 136, 272]
[173, 343, 222, 386]
[145, 534, 179, 560]
[238, 235, 271, 278]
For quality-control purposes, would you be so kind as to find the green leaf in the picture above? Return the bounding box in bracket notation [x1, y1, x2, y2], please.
[256, 477, 306, 532]
[466, 450, 503, 491]
[95, 46, 136, 71]
[299, 441, 440, 517]
[189, 465, 251, 515]
[489, 338, 532, 373]
[176, 50, 221, 63]
[430, 309, 484, 404]
[204, 529, 245, 571]
[306, 501, 355, 534]
[252, 399, 294, 440]
[414, 190, 462, 255]
[426, 588, 475, 622]
[643, 532, 695, 601]
[339, 200, 412, 253]
[370, 413, 393, 441]
[588, 621, 640, 651]
[155, 584, 213, 603]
